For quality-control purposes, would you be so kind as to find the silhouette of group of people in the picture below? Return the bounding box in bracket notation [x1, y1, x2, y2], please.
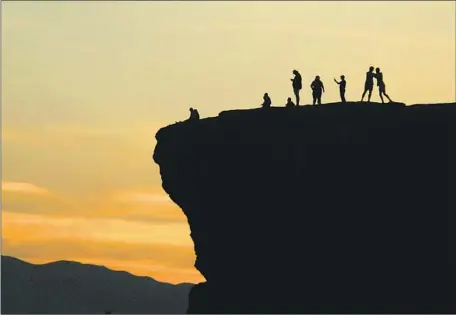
[186, 66, 395, 122]
[262, 66, 394, 108]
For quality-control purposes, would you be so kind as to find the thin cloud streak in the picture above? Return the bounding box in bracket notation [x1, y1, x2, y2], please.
[2, 181, 49, 195]
[115, 192, 172, 205]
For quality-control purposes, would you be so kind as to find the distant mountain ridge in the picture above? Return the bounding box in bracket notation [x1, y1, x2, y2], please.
[1, 255, 193, 314]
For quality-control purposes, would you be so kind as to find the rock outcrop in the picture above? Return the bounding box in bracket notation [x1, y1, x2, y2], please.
[153, 102, 456, 314]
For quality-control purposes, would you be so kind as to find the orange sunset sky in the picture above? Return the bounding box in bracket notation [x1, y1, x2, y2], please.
[2, 1, 455, 284]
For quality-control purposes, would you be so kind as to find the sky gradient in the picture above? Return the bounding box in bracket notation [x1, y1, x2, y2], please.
[2, 1, 455, 284]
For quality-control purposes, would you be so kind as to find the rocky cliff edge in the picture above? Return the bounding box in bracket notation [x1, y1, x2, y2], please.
[153, 102, 456, 314]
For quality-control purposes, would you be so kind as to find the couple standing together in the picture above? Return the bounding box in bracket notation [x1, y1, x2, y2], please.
[290, 70, 328, 106]
[361, 66, 393, 103]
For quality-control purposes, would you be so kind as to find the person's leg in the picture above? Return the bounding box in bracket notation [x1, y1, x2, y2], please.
[379, 91, 384, 103]
[367, 87, 373, 102]
[295, 89, 300, 106]
[341, 90, 346, 102]
[317, 94, 322, 105]
[379, 85, 387, 103]
[361, 88, 367, 101]
[312, 94, 316, 105]
[383, 86, 393, 102]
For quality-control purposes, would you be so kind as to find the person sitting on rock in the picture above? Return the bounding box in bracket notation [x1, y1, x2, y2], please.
[261, 93, 272, 108]
[310, 76, 325, 105]
[334, 75, 347, 103]
[188, 107, 200, 121]
[285, 97, 296, 108]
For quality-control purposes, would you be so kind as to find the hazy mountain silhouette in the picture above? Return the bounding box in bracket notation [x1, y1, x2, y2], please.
[1, 255, 193, 314]
[154, 101, 456, 314]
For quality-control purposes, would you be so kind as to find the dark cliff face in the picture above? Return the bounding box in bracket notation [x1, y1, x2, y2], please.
[153, 102, 456, 314]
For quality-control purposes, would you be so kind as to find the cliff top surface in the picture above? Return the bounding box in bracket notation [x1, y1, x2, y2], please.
[155, 102, 456, 142]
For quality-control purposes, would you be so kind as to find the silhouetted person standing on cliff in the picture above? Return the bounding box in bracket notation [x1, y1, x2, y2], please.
[291, 70, 302, 106]
[374, 67, 393, 103]
[261, 93, 272, 108]
[188, 107, 200, 121]
[361, 66, 375, 102]
[310, 76, 325, 105]
[285, 97, 295, 108]
[334, 75, 347, 102]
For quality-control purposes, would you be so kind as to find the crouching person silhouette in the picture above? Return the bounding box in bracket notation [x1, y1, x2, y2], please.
[285, 97, 295, 108]
[261, 93, 272, 108]
[188, 107, 200, 121]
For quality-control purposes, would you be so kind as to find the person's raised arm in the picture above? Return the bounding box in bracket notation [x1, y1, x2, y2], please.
[334, 78, 339, 84]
